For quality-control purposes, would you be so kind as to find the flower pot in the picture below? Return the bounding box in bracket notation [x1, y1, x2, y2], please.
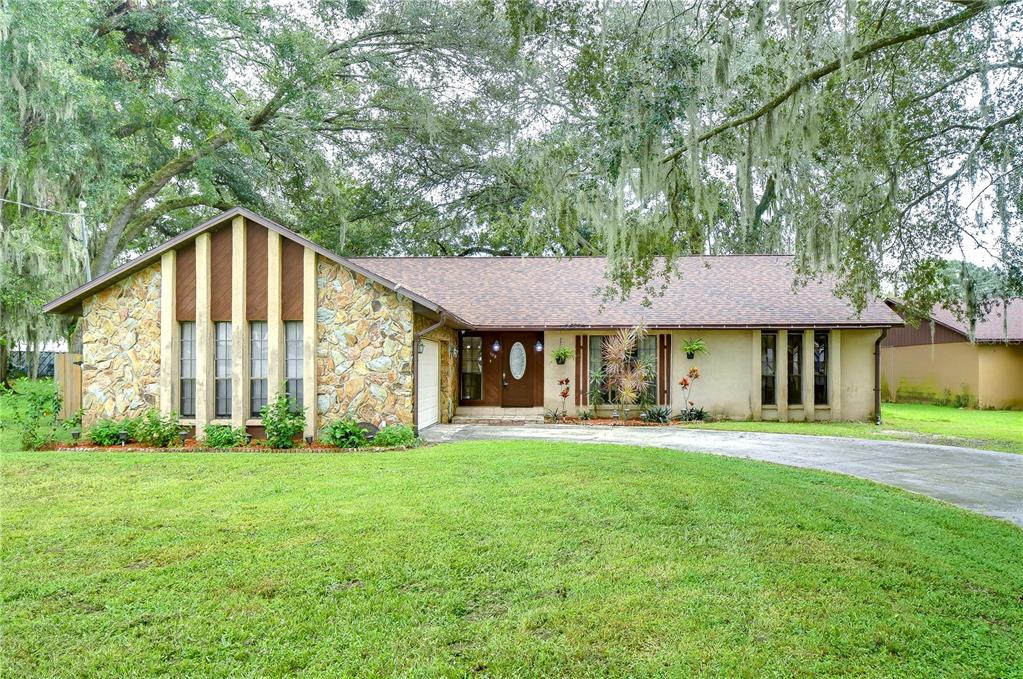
[555, 356, 567, 365]
[686, 351, 695, 359]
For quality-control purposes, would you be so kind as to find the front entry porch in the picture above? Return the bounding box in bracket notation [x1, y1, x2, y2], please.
[458, 331, 545, 410]
[451, 406, 544, 425]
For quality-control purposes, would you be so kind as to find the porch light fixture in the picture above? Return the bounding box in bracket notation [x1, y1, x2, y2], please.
[492, 339, 502, 352]
[418, 340, 425, 355]
[534, 339, 544, 352]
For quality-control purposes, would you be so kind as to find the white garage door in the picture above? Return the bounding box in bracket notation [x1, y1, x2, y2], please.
[417, 339, 440, 428]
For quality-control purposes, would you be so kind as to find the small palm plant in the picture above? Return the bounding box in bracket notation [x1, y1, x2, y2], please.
[601, 324, 653, 424]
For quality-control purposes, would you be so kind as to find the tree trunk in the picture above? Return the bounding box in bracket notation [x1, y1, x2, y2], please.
[0, 337, 10, 388]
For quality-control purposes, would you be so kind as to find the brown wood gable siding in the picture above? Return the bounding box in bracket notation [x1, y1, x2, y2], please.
[281, 237, 305, 321]
[209, 226, 232, 321]
[658, 334, 671, 405]
[575, 335, 589, 406]
[175, 240, 196, 320]
[246, 219, 268, 320]
[882, 322, 966, 347]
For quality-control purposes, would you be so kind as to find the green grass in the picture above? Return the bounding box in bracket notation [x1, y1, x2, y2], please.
[689, 402, 1023, 454]
[3, 443, 1021, 677]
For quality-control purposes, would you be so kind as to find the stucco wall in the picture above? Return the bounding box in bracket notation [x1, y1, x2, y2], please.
[977, 344, 1023, 410]
[880, 342, 980, 405]
[81, 262, 162, 425]
[542, 327, 880, 421]
[315, 260, 414, 429]
[415, 315, 459, 423]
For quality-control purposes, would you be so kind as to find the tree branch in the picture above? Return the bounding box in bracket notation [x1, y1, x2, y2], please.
[663, 0, 1019, 163]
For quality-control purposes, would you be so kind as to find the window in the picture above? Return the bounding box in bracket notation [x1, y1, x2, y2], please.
[250, 321, 268, 416]
[285, 321, 303, 409]
[761, 332, 776, 406]
[460, 336, 482, 401]
[787, 332, 802, 405]
[180, 322, 196, 417]
[214, 322, 232, 418]
[814, 331, 829, 405]
[588, 335, 657, 405]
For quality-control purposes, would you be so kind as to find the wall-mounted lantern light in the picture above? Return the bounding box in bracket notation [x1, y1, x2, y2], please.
[492, 339, 502, 352]
[534, 339, 544, 352]
[418, 340, 425, 354]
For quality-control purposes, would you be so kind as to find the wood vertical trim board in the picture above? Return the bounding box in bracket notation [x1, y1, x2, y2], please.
[231, 216, 247, 426]
[194, 232, 212, 433]
[750, 330, 762, 420]
[574, 335, 583, 406]
[830, 330, 842, 420]
[267, 230, 283, 401]
[302, 248, 317, 437]
[159, 250, 176, 414]
[777, 329, 788, 422]
[802, 329, 816, 422]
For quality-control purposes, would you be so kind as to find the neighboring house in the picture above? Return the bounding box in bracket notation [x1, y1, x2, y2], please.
[44, 208, 902, 435]
[881, 299, 1023, 409]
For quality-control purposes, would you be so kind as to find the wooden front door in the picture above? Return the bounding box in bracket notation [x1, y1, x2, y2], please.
[501, 332, 537, 407]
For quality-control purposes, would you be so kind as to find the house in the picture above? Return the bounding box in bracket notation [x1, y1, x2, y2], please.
[44, 208, 902, 436]
[881, 299, 1023, 409]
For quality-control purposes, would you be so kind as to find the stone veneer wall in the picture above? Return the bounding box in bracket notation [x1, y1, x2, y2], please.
[316, 260, 415, 428]
[414, 314, 459, 423]
[81, 262, 162, 425]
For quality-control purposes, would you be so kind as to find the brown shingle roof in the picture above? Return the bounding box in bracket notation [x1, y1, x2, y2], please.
[351, 255, 902, 329]
[929, 298, 1023, 343]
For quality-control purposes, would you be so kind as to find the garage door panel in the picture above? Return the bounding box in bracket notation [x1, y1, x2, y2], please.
[417, 340, 439, 427]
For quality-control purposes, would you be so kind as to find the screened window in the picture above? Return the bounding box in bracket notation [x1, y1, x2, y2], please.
[460, 336, 483, 401]
[214, 322, 232, 418]
[250, 321, 268, 416]
[285, 321, 303, 410]
[761, 332, 776, 406]
[814, 331, 829, 405]
[180, 322, 196, 417]
[588, 335, 657, 405]
[787, 333, 802, 405]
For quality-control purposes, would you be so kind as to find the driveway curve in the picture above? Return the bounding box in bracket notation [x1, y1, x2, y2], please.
[422, 424, 1023, 527]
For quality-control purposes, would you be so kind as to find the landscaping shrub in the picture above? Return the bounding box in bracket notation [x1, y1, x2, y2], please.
[640, 405, 672, 423]
[134, 409, 181, 447]
[322, 418, 369, 448]
[88, 418, 132, 446]
[579, 409, 594, 420]
[261, 392, 305, 448]
[372, 423, 417, 447]
[675, 407, 707, 422]
[203, 424, 247, 448]
[10, 381, 62, 450]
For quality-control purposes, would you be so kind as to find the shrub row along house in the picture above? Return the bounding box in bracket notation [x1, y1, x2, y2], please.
[44, 208, 903, 436]
[881, 299, 1023, 409]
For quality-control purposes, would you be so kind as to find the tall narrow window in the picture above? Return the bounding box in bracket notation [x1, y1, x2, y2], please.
[214, 322, 232, 418]
[761, 332, 776, 406]
[814, 331, 829, 405]
[285, 321, 303, 410]
[250, 321, 268, 416]
[460, 336, 482, 401]
[180, 322, 196, 417]
[787, 333, 802, 405]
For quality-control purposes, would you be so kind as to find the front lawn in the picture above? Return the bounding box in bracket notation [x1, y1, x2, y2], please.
[690, 402, 1023, 454]
[3, 443, 1021, 677]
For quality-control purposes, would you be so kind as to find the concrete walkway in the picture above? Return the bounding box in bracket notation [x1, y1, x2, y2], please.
[422, 424, 1023, 527]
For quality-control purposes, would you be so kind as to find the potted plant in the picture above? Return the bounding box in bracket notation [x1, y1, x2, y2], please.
[552, 346, 575, 365]
[682, 337, 708, 360]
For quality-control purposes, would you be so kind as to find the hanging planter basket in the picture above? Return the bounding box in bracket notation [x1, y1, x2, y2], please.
[555, 356, 567, 365]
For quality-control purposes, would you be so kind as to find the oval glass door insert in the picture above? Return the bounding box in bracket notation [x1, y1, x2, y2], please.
[509, 342, 527, 380]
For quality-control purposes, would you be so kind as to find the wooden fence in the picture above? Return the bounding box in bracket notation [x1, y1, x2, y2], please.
[55, 353, 82, 420]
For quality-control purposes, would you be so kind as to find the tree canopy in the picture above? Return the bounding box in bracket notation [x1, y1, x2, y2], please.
[2, 0, 1022, 356]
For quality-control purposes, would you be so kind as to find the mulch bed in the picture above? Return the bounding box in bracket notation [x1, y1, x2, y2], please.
[546, 418, 702, 427]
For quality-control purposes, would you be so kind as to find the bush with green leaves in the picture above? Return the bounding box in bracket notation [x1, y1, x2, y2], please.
[11, 381, 62, 450]
[322, 418, 369, 448]
[134, 409, 181, 447]
[640, 405, 672, 423]
[371, 423, 417, 447]
[579, 409, 594, 420]
[675, 407, 707, 422]
[202, 424, 247, 448]
[88, 418, 134, 446]
[261, 392, 305, 448]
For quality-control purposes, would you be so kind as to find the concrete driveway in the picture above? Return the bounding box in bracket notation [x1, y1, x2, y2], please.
[422, 424, 1023, 527]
